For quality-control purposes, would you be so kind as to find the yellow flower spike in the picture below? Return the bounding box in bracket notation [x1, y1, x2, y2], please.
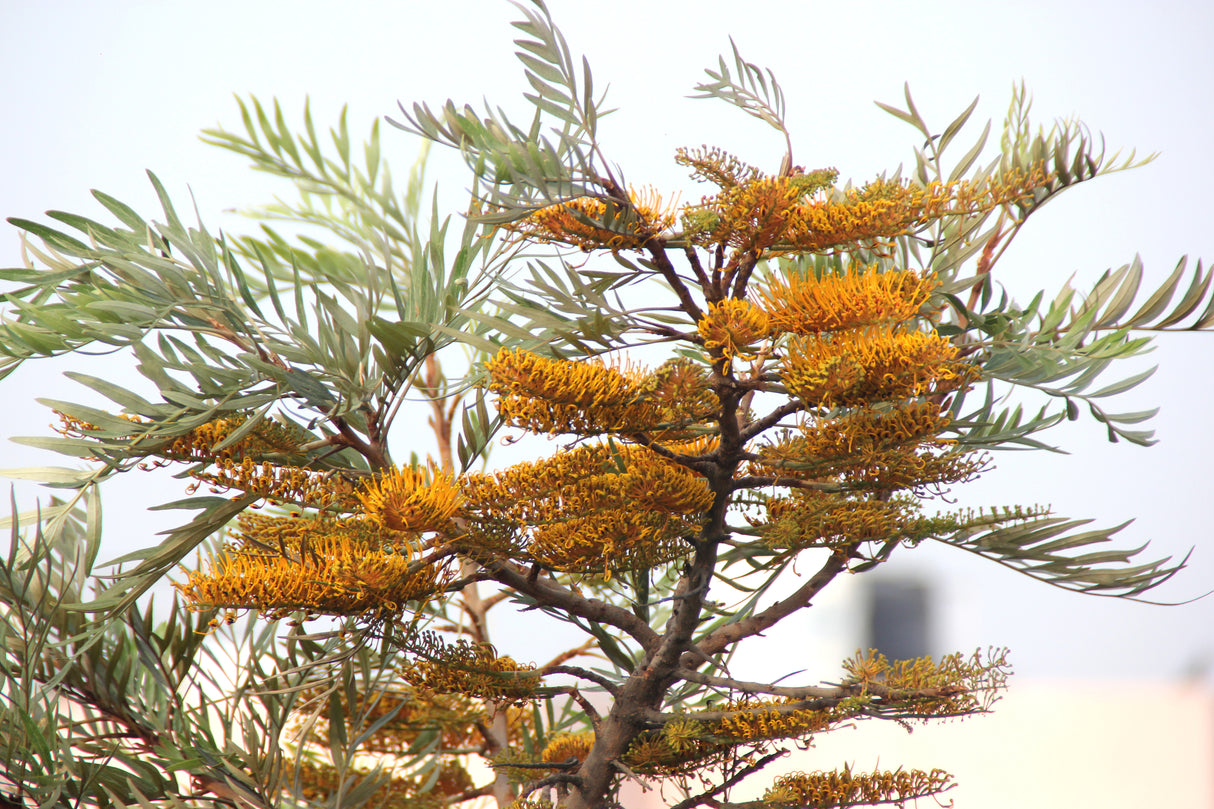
[487, 350, 722, 438]
[632, 358, 719, 428]
[764, 766, 955, 808]
[682, 175, 803, 253]
[760, 493, 924, 551]
[683, 163, 1046, 258]
[404, 636, 540, 705]
[709, 697, 835, 743]
[234, 511, 416, 558]
[460, 441, 710, 576]
[487, 348, 659, 435]
[781, 326, 971, 408]
[162, 414, 307, 461]
[503, 186, 676, 251]
[192, 458, 357, 509]
[529, 510, 695, 577]
[758, 265, 937, 336]
[175, 524, 445, 618]
[696, 298, 770, 368]
[675, 145, 765, 189]
[779, 168, 1047, 254]
[541, 732, 596, 765]
[840, 647, 1010, 715]
[622, 457, 715, 514]
[358, 465, 460, 533]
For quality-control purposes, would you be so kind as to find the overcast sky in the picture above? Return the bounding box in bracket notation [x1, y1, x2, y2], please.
[2, 0, 1213, 685]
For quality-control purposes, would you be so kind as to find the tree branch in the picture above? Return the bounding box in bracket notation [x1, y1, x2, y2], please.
[468, 548, 661, 651]
[684, 246, 713, 292]
[668, 751, 785, 809]
[645, 241, 705, 324]
[740, 399, 807, 442]
[730, 475, 846, 493]
[693, 551, 849, 661]
[329, 414, 390, 471]
[541, 665, 619, 696]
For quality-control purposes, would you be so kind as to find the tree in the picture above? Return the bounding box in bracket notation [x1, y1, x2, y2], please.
[0, 2, 1206, 807]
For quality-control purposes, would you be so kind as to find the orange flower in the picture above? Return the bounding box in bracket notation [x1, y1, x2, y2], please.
[504, 187, 676, 250]
[758, 266, 936, 335]
[697, 298, 770, 368]
[358, 465, 460, 533]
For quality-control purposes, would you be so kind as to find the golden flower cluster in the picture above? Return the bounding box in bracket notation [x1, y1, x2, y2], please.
[540, 731, 596, 765]
[697, 298, 770, 369]
[763, 765, 954, 808]
[680, 163, 1046, 258]
[563, 710, 821, 780]
[293, 675, 537, 759]
[157, 414, 306, 461]
[54, 410, 347, 509]
[632, 358, 721, 435]
[487, 348, 653, 435]
[504, 187, 676, 250]
[755, 402, 984, 491]
[487, 350, 717, 437]
[176, 515, 445, 618]
[779, 178, 950, 253]
[780, 326, 971, 408]
[299, 685, 489, 756]
[464, 442, 712, 523]
[555, 654, 1002, 783]
[675, 145, 767, 189]
[708, 697, 836, 743]
[683, 175, 803, 255]
[191, 457, 357, 509]
[528, 510, 700, 577]
[757, 266, 936, 335]
[610, 708, 816, 777]
[358, 465, 460, 534]
[235, 511, 415, 555]
[842, 647, 1011, 715]
[54, 411, 308, 464]
[614, 728, 727, 777]
[757, 401, 947, 467]
[461, 442, 711, 576]
[293, 758, 458, 809]
[404, 638, 540, 706]
[805, 401, 951, 455]
[759, 493, 924, 551]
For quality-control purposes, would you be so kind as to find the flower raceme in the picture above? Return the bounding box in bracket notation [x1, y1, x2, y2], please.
[756, 265, 936, 335]
[696, 298, 770, 370]
[175, 513, 446, 619]
[357, 464, 461, 533]
[503, 186, 677, 250]
[763, 766, 956, 808]
[502, 145, 1044, 262]
[486, 348, 717, 437]
[460, 441, 713, 577]
[681, 163, 1048, 258]
[780, 326, 972, 408]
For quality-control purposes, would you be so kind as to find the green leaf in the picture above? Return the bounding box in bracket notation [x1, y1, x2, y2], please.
[0, 467, 97, 485]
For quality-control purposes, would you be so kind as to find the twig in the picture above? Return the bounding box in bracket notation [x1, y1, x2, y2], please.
[668, 751, 786, 809]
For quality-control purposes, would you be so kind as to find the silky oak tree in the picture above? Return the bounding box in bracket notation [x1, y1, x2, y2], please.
[0, 2, 1208, 808]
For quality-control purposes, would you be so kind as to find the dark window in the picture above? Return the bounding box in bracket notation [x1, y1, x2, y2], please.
[866, 578, 932, 660]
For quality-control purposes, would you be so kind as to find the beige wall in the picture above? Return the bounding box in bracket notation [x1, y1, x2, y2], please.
[626, 681, 1214, 808]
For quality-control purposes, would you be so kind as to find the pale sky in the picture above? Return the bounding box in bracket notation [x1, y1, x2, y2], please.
[2, 0, 1213, 688]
